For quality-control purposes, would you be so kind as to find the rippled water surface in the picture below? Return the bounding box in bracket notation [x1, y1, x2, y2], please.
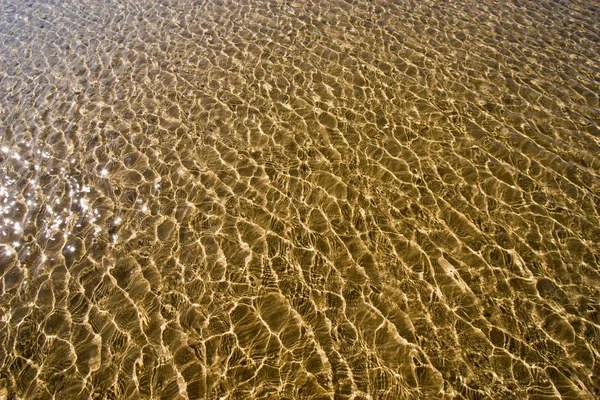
[1, 0, 600, 398]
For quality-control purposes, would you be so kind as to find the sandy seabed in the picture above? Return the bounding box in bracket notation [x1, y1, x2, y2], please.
[0, 0, 599, 399]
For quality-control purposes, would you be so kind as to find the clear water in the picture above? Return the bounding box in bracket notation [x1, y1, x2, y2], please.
[0, 0, 599, 399]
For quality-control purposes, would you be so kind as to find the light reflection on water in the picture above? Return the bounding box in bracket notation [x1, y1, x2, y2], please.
[0, 0, 599, 399]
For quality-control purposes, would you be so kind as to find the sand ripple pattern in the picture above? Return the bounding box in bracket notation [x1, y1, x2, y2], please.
[0, 0, 599, 398]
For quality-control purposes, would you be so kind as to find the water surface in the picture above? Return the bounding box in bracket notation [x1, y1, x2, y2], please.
[0, 0, 599, 398]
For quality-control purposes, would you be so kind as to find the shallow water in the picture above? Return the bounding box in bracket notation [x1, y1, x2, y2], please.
[0, 0, 599, 398]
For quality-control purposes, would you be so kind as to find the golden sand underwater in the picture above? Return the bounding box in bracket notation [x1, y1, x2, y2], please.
[0, 0, 599, 398]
